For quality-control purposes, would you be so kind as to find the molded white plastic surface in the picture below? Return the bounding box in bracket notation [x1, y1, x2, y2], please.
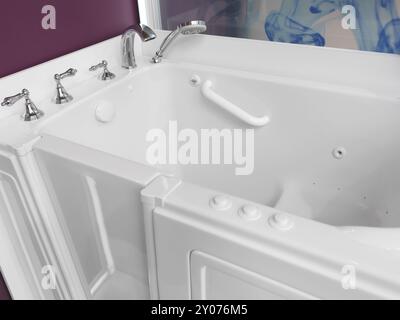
[36, 62, 400, 230]
[1, 31, 399, 300]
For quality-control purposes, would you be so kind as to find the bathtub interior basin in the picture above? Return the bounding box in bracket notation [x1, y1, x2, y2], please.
[36, 62, 400, 229]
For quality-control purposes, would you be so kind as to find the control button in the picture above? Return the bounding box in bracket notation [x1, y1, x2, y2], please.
[210, 195, 232, 211]
[269, 213, 294, 231]
[238, 205, 261, 221]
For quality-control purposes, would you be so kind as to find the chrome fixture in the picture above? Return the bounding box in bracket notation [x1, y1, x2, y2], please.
[89, 60, 115, 81]
[1, 89, 44, 121]
[54, 68, 77, 104]
[152, 20, 207, 64]
[121, 24, 157, 69]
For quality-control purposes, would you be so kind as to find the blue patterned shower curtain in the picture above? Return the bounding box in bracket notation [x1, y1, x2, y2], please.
[160, 0, 400, 53]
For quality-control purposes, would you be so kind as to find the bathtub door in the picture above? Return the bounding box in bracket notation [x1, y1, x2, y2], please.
[34, 135, 160, 300]
[141, 176, 399, 300]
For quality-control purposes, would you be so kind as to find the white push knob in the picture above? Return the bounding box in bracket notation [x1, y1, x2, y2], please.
[238, 205, 261, 221]
[95, 101, 116, 123]
[210, 195, 232, 211]
[269, 213, 294, 231]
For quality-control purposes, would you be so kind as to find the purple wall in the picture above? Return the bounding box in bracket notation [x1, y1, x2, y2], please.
[0, 273, 11, 300]
[0, 0, 140, 78]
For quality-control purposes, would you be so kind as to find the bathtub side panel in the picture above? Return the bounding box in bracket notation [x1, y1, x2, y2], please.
[149, 182, 400, 300]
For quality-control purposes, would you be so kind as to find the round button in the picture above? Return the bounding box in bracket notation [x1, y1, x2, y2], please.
[269, 213, 294, 231]
[95, 101, 116, 123]
[238, 205, 261, 221]
[332, 147, 346, 160]
[210, 195, 232, 211]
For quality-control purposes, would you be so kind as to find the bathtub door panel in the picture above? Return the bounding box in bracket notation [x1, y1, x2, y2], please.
[190, 251, 315, 300]
[34, 136, 160, 299]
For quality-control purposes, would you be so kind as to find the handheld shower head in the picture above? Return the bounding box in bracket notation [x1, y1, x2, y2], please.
[178, 20, 207, 35]
[152, 20, 207, 63]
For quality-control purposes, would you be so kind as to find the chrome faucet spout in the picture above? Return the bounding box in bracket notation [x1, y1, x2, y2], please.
[121, 24, 157, 69]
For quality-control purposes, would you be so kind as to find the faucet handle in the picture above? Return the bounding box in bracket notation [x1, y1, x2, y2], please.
[1, 89, 44, 121]
[89, 60, 107, 71]
[54, 68, 77, 104]
[89, 60, 115, 81]
[54, 68, 77, 81]
[1, 89, 28, 107]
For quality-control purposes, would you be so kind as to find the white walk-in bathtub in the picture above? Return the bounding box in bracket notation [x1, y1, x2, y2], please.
[32, 60, 400, 299]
